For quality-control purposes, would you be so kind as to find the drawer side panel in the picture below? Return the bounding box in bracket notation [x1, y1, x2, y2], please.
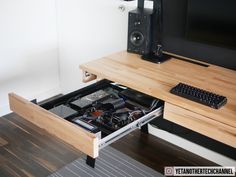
[9, 93, 99, 158]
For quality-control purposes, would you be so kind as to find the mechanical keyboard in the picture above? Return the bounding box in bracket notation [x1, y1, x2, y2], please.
[170, 83, 227, 109]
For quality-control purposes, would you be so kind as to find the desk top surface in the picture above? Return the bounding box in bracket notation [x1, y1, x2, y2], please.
[80, 51, 236, 129]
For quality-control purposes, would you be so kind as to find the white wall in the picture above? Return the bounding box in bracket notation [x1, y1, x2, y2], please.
[0, 0, 61, 116]
[56, 0, 137, 93]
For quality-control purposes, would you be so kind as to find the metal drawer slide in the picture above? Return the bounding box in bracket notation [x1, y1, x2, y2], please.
[99, 106, 163, 149]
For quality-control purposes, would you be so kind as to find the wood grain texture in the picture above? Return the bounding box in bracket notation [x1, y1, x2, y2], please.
[0, 112, 215, 177]
[0, 137, 8, 147]
[164, 102, 236, 148]
[8, 93, 99, 158]
[0, 112, 82, 177]
[79, 51, 236, 147]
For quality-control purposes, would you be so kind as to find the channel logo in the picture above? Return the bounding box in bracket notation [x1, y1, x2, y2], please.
[165, 167, 174, 176]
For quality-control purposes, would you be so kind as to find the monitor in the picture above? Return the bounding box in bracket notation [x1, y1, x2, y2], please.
[162, 0, 236, 70]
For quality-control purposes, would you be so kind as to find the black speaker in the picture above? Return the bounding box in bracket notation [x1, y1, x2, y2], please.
[127, 8, 153, 55]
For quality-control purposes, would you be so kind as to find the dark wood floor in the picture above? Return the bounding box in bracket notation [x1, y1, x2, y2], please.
[0, 113, 216, 177]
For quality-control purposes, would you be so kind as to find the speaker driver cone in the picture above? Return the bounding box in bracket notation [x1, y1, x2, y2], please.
[130, 31, 144, 46]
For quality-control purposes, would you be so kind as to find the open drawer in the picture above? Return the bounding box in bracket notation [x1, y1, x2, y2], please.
[9, 80, 163, 160]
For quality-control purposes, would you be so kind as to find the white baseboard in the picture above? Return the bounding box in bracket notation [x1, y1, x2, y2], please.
[0, 86, 61, 117]
[148, 124, 236, 166]
[0, 103, 11, 117]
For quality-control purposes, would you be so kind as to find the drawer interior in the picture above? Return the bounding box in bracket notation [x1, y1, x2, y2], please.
[9, 80, 163, 158]
[40, 80, 164, 139]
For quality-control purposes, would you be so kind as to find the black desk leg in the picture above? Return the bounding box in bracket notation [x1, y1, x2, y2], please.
[86, 155, 96, 168]
[141, 124, 148, 134]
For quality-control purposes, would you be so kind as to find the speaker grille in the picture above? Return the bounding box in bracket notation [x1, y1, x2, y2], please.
[130, 31, 144, 47]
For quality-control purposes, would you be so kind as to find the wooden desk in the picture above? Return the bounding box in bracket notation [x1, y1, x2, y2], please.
[80, 51, 236, 148]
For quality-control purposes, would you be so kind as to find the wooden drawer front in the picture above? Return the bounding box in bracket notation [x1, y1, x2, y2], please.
[164, 103, 236, 148]
[9, 93, 99, 158]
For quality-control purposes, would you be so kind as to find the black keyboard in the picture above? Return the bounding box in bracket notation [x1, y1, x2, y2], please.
[170, 83, 227, 109]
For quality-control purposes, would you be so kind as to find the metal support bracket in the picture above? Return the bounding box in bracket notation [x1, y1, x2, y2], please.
[82, 71, 97, 83]
[141, 124, 149, 134]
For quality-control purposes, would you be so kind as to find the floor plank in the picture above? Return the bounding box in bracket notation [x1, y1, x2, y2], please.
[111, 131, 216, 174]
[0, 113, 82, 177]
[0, 137, 8, 147]
[0, 113, 215, 177]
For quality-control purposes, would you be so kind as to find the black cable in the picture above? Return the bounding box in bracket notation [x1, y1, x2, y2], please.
[152, 0, 163, 56]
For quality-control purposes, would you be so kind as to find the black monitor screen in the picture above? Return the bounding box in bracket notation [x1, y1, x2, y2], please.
[186, 0, 236, 50]
[162, 0, 236, 70]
